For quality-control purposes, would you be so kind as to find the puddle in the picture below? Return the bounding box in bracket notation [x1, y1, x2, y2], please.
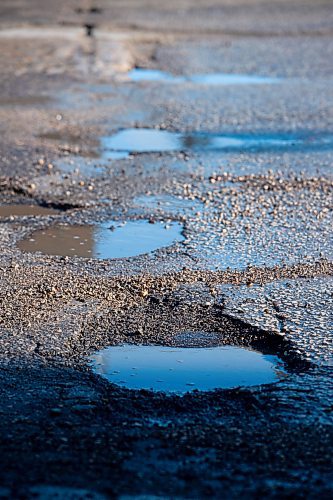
[0, 205, 60, 218]
[101, 129, 181, 154]
[101, 151, 131, 161]
[18, 220, 184, 259]
[101, 129, 333, 155]
[190, 73, 280, 85]
[127, 68, 279, 85]
[90, 343, 285, 394]
[127, 68, 184, 83]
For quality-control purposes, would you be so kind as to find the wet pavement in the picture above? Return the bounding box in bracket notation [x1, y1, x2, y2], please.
[0, 0, 332, 498]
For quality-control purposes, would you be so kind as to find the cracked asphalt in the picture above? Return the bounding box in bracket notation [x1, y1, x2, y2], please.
[0, 1, 332, 498]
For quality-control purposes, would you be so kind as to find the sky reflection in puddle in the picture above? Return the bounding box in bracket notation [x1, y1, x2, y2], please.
[101, 128, 327, 154]
[18, 220, 184, 259]
[90, 343, 285, 394]
[127, 68, 280, 85]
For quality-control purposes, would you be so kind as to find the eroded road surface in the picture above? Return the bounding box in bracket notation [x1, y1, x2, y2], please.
[0, 0, 332, 498]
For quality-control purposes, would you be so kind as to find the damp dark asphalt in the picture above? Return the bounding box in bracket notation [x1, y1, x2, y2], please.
[0, 1, 333, 499]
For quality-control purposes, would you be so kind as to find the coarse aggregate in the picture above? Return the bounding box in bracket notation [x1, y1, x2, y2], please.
[0, 1, 332, 498]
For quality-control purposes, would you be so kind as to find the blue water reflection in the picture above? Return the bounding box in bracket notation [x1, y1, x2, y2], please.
[90, 343, 285, 394]
[127, 68, 280, 85]
[18, 220, 184, 259]
[101, 128, 310, 154]
[101, 128, 333, 155]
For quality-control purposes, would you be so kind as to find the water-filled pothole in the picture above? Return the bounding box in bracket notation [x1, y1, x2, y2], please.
[128, 68, 182, 83]
[90, 343, 286, 394]
[0, 204, 61, 218]
[18, 220, 184, 259]
[127, 68, 280, 85]
[101, 129, 332, 155]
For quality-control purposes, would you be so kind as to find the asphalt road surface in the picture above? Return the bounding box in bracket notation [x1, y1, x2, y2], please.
[0, 1, 332, 498]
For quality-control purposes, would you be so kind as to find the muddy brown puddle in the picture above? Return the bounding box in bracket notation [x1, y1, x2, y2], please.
[18, 220, 184, 259]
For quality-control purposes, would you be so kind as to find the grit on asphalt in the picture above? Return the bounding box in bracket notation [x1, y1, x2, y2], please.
[0, 1, 332, 498]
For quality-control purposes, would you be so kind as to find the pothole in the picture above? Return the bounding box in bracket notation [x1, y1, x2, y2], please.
[101, 129, 332, 155]
[128, 68, 182, 83]
[0, 204, 61, 218]
[190, 73, 280, 85]
[17, 220, 184, 259]
[126, 68, 280, 85]
[80, 295, 308, 396]
[89, 342, 286, 394]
